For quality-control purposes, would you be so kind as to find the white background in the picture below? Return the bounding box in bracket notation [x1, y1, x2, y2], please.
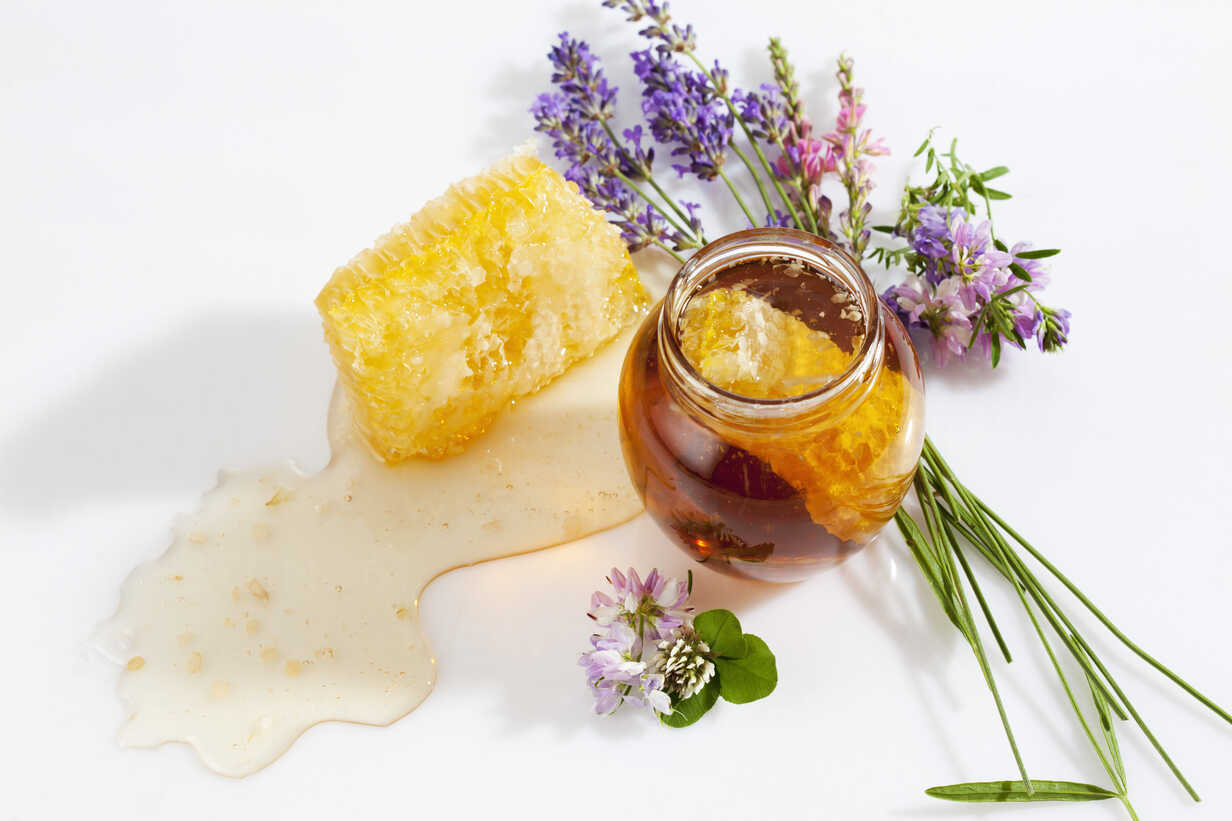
[3, 1, 1231, 819]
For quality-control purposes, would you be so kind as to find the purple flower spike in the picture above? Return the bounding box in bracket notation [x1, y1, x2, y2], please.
[634, 45, 733, 181]
[547, 32, 618, 121]
[733, 84, 789, 144]
[604, 0, 697, 52]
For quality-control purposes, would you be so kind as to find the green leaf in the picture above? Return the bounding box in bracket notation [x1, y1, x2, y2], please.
[714, 634, 777, 703]
[660, 678, 719, 728]
[913, 136, 930, 157]
[872, 224, 896, 234]
[984, 188, 1012, 200]
[926, 780, 1118, 803]
[990, 333, 1002, 368]
[1009, 262, 1032, 282]
[694, 609, 746, 658]
[1015, 248, 1060, 259]
[979, 166, 1010, 181]
[992, 238, 1008, 252]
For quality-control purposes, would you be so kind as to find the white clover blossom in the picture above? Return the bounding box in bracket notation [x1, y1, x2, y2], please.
[651, 626, 716, 700]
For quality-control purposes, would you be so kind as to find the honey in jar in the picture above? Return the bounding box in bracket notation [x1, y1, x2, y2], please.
[618, 228, 925, 581]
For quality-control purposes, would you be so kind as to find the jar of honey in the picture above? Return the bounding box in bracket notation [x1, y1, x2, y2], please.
[618, 228, 926, 582]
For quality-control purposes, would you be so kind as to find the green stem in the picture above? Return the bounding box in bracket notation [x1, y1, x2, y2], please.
[601, 120, 703, 244]
[683, 52, 804, 230]
[916, 469, 1033, 793]
[613, 168, 699, 248]
[771, 133, 821, 234]
[925, 447, 1129, 719]
[931, 499, 1130, 720]
[949, 534, 1012, 664]
[649, 176, 704, 244]
[924, 438, 1202, 802]
[1014, 561, 1130, 799]
[724, 141, 777, 224]
[976, 495, 1232, 729]
[734, 119, 805, 229]
[716, 166, 758, 227]
[650, 237, 686, 265]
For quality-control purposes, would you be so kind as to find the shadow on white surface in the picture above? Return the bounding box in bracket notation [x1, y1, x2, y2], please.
[0, 310, 334, 517]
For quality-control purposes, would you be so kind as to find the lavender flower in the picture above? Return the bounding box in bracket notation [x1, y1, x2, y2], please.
[530, 34, 632, 177]
[602, 0, 696, 52]
[565, 164, 679, 251]
[733, 84, 788, 144]
[633, 45, 733, 180]
[532, 32, 704, 255]
[547, 33, 617, 121]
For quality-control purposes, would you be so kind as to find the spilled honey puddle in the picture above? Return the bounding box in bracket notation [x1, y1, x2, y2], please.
[93, 329, 642, 777]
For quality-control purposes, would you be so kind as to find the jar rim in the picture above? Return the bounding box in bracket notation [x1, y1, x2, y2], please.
[657, 227, 886, 426]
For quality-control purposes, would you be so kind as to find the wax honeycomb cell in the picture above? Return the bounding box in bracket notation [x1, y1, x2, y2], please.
[678, 286, 853, 399]
[677, 286, 912, 542]
[316, 146, 648, 462]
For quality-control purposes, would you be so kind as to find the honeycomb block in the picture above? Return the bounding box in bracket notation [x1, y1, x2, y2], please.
[316, 146, 648, 462]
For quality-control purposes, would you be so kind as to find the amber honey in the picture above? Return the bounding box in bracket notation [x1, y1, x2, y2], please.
[618, 229, 925, 581]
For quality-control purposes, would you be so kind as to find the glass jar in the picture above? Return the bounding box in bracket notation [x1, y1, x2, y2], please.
[618, 228, 926, 582]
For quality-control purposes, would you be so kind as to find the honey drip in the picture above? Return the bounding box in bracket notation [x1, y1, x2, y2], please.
[93, 330, 641, 777]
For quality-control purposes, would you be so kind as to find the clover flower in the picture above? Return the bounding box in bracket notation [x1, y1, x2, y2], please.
[588, 566, 691, 651]
[582, 567, 692, 716]
[580, 622, 646, 715]
[651, 626, 716, 700]
[1037, 306, 1071, 352]
[579, 568, 777, 725]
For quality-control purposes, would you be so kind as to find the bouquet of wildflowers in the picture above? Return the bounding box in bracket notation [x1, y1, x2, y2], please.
[535, 1, 1230, 816]
[580, 568, 777, 726]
